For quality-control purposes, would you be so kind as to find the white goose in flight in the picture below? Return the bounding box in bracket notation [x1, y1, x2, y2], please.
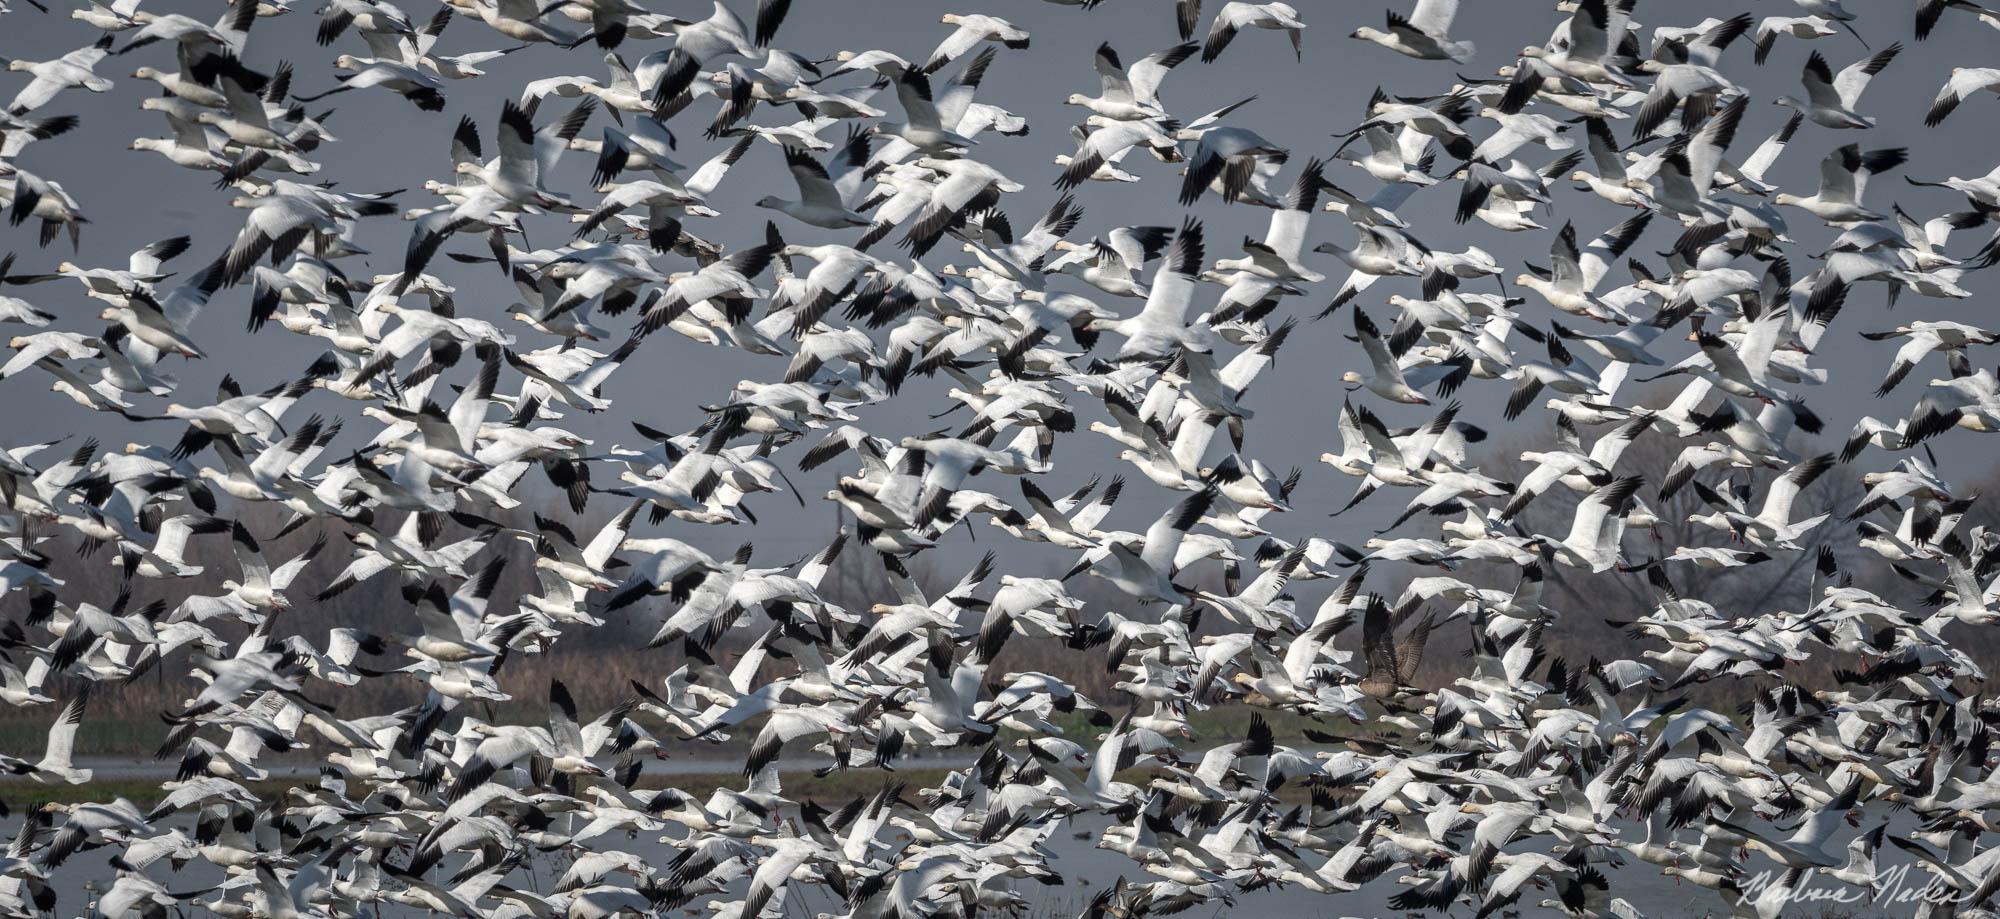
[1351, 0, 1472, 64]
[1773, 43, 1901, 128]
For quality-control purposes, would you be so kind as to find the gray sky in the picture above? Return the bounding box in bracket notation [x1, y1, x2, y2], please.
[3, 0, 1999, 571]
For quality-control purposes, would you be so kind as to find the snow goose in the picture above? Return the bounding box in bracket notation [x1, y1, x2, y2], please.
[1091, 488, 1214, 604]
[536, 243, 668, 319]
[1519, 0, 1631, 86]
[1502, 331, 1605, 420]
[959, 191, 1083, 284]
[1629, 14, 1751, 142]
[4, 35, 115, 114]
[1330, 112, 1433, 193]
[899, 156, 1019, 257]
[1924, 67, 2000, 126]
[1861, 320, 1998, 395]
[1055, 117, 1178, 191]
[1333, 410, 1465, 525]
[1917, 0, 2000, 37]
[1497, 57, 1625, 120]
[1516, 219, 1645, 323]
[0, 688, 92, 783]
[1774, 43, 1900, 128]
[116, 512, 228, 579]
[522, 53, 656, 115]
[1570, 119, 1651, 208]
[315, 0, 419, 53]
[440, 0, 586, 45]
[1313, 224, 1422, 310]
[1886, 205, 1991, 271]
[109, 0, 254, 72]
[1471, 95, 1574, 164]
[1690, 452, 1835, 548]
[635, 238, 775, 334]
[191, 59, 302, 154]
[578, 114, 684, 186]
[1501, 413, 1650, 520]
[1664, 545, 1771, 569]
[923, 13, 1029, 73]
[774, 237, 885, 336]
[1880, 835, 2000, 908]
[397, 101, 591, 290]
[661, 1, 788, 63]
[38, 798, 151, 868]
[1719, 778, 1861, 869]
[460, 99, 583, 210]
[1351, 0, 1471, 63]
[1024, 714, 1147, 811]
[1342, 308, 1431, 405]
[128, 63, 225, 106]
[1087, 217, 1204, 360]
[1751, 15, 1838, 65]
[1202, 2, 1305, 62]
[72, 0, 150, 32]
[1381, 461, 1513, 532]
[0, 655, 53, 708]
[126, 108, 268, 175]
[1552, 314, 1667, 367]
[296, 53, 447, 111]
[3, 167, 89, 250]
[1213, 158, 1326, 283]
[219, 188, 361, 287]
[1174, 101, 1286, 205]
[995, 475, 1117, 548]
[0, 110, 77, 165]
[52, 235, 192, 304]
[848, 163, 940, 253]
[1069, 42, 1196, 122]
[1453, 157, 1568, 231]
[1048, 131, 1144, 183]
[1191, 551, 1302, 630]
[1775, 143, 1905, 223]
[1790, 0, 1868, 45]
[1048, 224, 1171, 297]
[755, 143, 869, 229]
[1342, 91, 1475, 163]
[1542, 474, 1641, 572]
[901, 431, 1046, 524]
